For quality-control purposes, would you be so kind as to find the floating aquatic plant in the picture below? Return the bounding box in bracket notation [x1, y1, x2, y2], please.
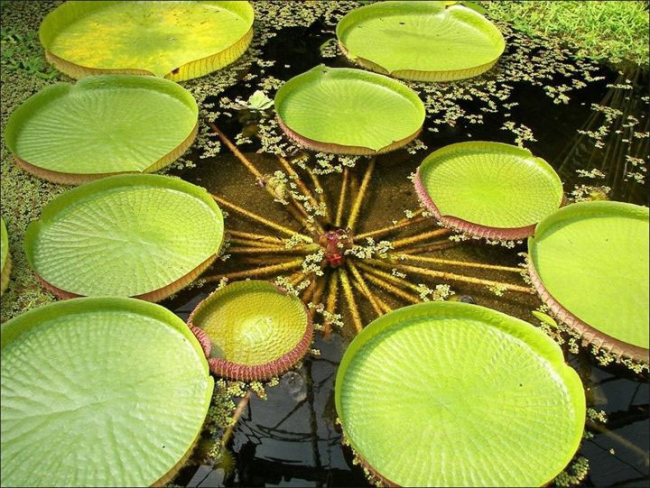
[337, 1, 506, 81]
[188, 280, 313, 381]
[415, 141, 565, 240]
[274, 66, 425, 155]
[335, 301, 586, 487]
[39, 1, 255, 81]
[0, 297, 214, 487]
[528, 201, 649, 364]
[1, 218, 9, 295]
[25, 174, 224, 301]
[5, 75, 198, 184]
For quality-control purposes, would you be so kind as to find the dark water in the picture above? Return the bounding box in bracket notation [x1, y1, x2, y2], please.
[159, 16, 650, 488]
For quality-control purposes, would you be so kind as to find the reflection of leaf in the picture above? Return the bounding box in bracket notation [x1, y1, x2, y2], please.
[247, 90, 274, 110]
[532, 310, 559, 328]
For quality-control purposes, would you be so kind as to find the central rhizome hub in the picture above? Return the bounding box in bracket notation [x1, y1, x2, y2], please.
[317, 227, 354, 268]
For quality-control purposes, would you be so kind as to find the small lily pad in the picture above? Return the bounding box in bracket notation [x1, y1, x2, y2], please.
[528, 201, 649, 363]
[337, 1, 505, 81]
[336, 301, 585, 487]
[188, 280, 313, 381]
[39, 1, 255, 81]
[415, 141, 564, 240]
[275, 66, 425, 155]
[1, 218, 9, 295]
[1, 297, 214, 487]
[25, 174, 224, 301]
[5, 75, 198, 184]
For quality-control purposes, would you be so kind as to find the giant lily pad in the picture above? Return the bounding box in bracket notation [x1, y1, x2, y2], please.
[25, 174, 224, 301]
[528, 201, 649, 363]
[188, 280, 312, 381]
[1, 218, 9, 295]
[39, 1, 254, 81]
[5, 75, 198, 184]
[415, 142, 564, 240]
[336, 301, 585, 487]
[275, 66, 425, 155]
[337, 1, 505, 81]
[1, 297, 214, 487]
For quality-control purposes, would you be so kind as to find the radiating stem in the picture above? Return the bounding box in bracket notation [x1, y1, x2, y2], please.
[221, 391, 252, 448]
[361, 270, 420, 304]
[397, 240, 461, 254]
[391, 228, 451, 249]
[357, 261, 423, 296]
[392, 254, 524, 273]
[309, 274, 327, 320]
[305, 167, 332, 223]
[228, 230, 284, 244]
[335, 168, 349, 227]
[339, 267, 363, 333]
[276, 156, 321, 213]
[301, 278, 318, 302]
[323, 271, 340, 336]
[354, 209, 427, 241]
[347, 158, 375, 232]
[229, 238, 283, 249]
[352, 273, 392, 314]
[207, 121, 264, 181]
[212, 194, 311, 242]
[229, 245, 317, 255]
[205, 259, 304, 282]
[347, 261, 384, 317]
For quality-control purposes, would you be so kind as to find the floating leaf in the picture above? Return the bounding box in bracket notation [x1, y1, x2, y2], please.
[415, 142, 564, 240]
[5, 75, 198, 184]
[1, 218, 9, 295]
[275, 66, 425, 155]
[0, 297, 214, 487]
[532, 310, 559, 329]
[25, 174, 224, 301]
[335, 302, 585, 487]
[528, 201, 649, 364]
[246, 90, 274, 111]
[188, 281, 313, 381]
[39, 1, 255, 81]
[337, 1, 505, 81]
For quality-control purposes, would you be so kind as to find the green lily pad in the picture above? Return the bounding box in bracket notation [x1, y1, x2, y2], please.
[337, 1, 505, 81]
[40, 1, 254, 81]
[415, 142, 564, 240]
[1, 218, 9, 295]
[335, 302, 585, 487]
[1, 297, 214, 487]
[188, 280, 312, 381]
[5, 75, 198, 184]
[528, 201, 649, 363]
[275, 66, 425, 155]
[25, 174, 224, 301]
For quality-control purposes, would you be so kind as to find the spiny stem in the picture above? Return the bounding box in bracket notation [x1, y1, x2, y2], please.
[347, 158, 375, 233]
[397, 240, 461, 254]
[352, 273, 392, 314]
[347, 261, 384, 317]
[367, 259, 534, 294]
[228, 230, 284, 244]
[276, 156, 321, 214]
[339, 267, 363, 333]
[335, 168, 349, 227]
[354, 209, 427, 241]
[212, 194, 311, 242]
[207, 121, 264, 181]
[305, 167, 332, 223]
[391, 228, 451, 249]
[205, 259, 304, 282]
[357, 261, 423, 297]
[391, 254, 524, 273]
[288, 271, 307, 288]
[361, 270, 420, 304]
[323, 270, 339, 336]
[308, 275, 327, 320]
[237, 256, 297, 265]
[229, 237, 283, 249]
[301, 278, 318, 302]
[221, 391, 252, 448]
[229, 245, 318, 255]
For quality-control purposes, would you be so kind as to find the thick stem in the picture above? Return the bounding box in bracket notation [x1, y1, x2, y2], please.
[205, 259, 304, 282]
[361, 269, 421, 304]
[229, 237, 282, 249]
[352, 273, 393, 314]
[276, 156, 321, 214]
[339, 267, 363, 333]
[305, 167, 332, 223]
[392, 254, 524, 273]
[323, 270, 340, 336]
[347, 158, 375, 232]
[228, 230, 284, 244]
[207, 121, 264, 181]
[391, 228, 451, 249]
[228, 245, 318, 255]
[335, 168, 349, 227]
[221, 391, 252, 448]
[396, 240, 461, 254]
[308, 274, 327, 320]
[347, 261, 384, 317]
[354, 209, 427, 241]
[357, 261, 423, 296]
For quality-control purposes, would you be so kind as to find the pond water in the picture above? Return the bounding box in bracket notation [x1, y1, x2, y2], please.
[1, 2, 648, 487]
[161, 14, 649, 488]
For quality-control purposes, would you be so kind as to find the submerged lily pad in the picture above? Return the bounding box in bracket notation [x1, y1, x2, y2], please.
[25, 174, 224, 301]
[275, 66, 425, 155]
[188, 280, 312, 381]
[337, 1, 505, 81]
[39, 1, 254, 81]
[1, 297, 214, 487]
[415, 142, 564, 240]
[336, 302, 585, 487]
[5, 75, 198, 184]
[528, 201, 649, 363]
[1, 218, 9, 295]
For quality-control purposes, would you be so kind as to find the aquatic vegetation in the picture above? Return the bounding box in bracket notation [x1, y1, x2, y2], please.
[39, 1, 255, 80]
[0, 297, 214, 487]
[0, 218, 9, 295]
[335, 302, 585, 487]
[528, 201, 649, 364]
[5, 75, 198, 184]
[25, 174, 224, 301]
[484, 1, 650, 66]
[337, 1, 505, 81]
[275, 66, 425, 155]
[188, 280, 313, 381]
[415, 141, 565, 240]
